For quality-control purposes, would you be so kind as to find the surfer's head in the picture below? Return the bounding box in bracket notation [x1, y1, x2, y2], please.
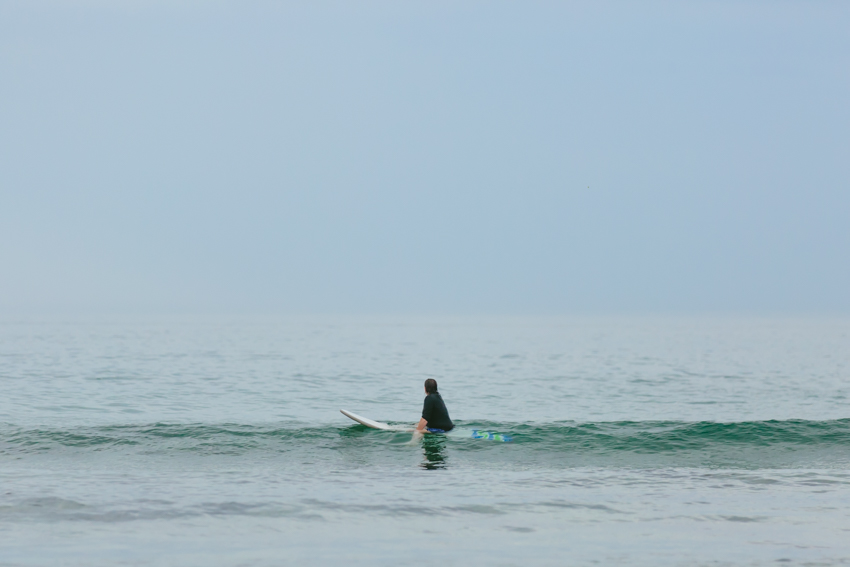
[424, 379, 438, 394]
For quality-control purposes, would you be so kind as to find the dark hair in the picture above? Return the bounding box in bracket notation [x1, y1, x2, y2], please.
[424, 379, 438, 394]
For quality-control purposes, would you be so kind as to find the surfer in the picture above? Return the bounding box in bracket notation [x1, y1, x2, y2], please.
[416, 379, 454, 433]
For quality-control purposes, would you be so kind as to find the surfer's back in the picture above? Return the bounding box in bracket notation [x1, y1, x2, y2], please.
[422, 391, 453, 431]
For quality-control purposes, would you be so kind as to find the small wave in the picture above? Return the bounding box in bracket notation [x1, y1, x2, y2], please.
[504, 418, 850, 452]
[2, 419, 849, 467]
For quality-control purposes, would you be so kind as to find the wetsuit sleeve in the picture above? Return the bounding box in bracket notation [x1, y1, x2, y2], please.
[422, 396, 434, 422]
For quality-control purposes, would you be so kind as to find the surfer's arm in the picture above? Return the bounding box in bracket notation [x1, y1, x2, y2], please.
[416, 417, 427, 431]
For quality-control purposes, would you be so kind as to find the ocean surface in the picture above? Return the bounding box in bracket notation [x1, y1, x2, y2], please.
[1, 316, 849, 566]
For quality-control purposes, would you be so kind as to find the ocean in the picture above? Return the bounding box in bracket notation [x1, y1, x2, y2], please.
[1, 316, 849, 566]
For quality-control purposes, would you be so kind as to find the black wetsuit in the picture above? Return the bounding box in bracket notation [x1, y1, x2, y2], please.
[422, 392, 453, 431]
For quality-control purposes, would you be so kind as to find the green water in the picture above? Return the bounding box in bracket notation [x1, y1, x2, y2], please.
[2, 316, 849, 565]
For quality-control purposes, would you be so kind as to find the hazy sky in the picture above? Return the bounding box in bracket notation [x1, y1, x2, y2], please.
[1, 1, 848, 315]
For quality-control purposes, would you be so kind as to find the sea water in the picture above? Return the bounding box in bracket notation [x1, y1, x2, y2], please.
[1, 316, 849, 566]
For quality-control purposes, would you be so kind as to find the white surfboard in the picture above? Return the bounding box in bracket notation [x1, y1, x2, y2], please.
[340, 409, 392, 430]
[340, 410, 512, 441]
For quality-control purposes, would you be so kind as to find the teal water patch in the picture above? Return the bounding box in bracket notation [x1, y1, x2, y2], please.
[3, 419, 849, 468]
[505, 418, 850, 449]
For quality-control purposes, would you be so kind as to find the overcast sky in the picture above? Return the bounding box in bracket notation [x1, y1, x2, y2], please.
[1, 1, 848, 315]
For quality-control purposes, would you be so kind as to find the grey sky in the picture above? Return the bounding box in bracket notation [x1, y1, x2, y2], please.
[1, 1, 848, 315]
